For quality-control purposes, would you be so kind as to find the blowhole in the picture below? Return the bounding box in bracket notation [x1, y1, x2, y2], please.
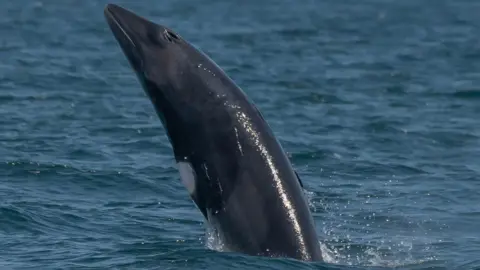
[164, 29, 179, 42]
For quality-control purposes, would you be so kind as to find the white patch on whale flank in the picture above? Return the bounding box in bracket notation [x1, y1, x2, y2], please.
[178, 161, 196, 196]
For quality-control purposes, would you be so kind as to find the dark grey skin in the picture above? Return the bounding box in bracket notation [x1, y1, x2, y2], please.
[104, 4, 322, 261]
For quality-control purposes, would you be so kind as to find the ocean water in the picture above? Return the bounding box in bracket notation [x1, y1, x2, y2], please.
[1, 0, 479, 269]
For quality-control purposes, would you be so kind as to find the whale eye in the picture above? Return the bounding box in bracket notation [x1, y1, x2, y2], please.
[164, 29, 179, 42]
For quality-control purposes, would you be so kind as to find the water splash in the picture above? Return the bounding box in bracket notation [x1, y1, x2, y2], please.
[202, 187, 439, 268]
[204, 221, 227, 252]
[303, 188, 317, 212]
[306, 186, 439, 268]
[319, 240, 438, 267]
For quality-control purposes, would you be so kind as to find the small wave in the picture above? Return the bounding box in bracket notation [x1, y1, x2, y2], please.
[452, 90, 480, 99]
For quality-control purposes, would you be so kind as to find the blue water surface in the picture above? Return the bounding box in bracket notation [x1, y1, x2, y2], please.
[1, 0, 480, 269]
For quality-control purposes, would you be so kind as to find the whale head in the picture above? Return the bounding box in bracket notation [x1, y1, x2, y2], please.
[104, 4, 235, 159]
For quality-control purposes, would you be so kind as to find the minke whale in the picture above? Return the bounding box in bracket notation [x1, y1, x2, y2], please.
[104, 4, 322, 261]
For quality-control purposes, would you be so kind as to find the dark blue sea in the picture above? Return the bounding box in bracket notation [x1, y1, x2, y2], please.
[1, 0, 479, 269]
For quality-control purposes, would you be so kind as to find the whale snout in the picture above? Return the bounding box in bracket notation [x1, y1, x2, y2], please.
[104, 3, 181, 48]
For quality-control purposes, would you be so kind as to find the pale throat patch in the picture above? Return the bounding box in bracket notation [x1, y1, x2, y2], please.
[178, 161, 196, 195]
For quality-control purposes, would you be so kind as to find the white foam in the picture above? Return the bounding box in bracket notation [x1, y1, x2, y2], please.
[204, 219, 227, 252]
